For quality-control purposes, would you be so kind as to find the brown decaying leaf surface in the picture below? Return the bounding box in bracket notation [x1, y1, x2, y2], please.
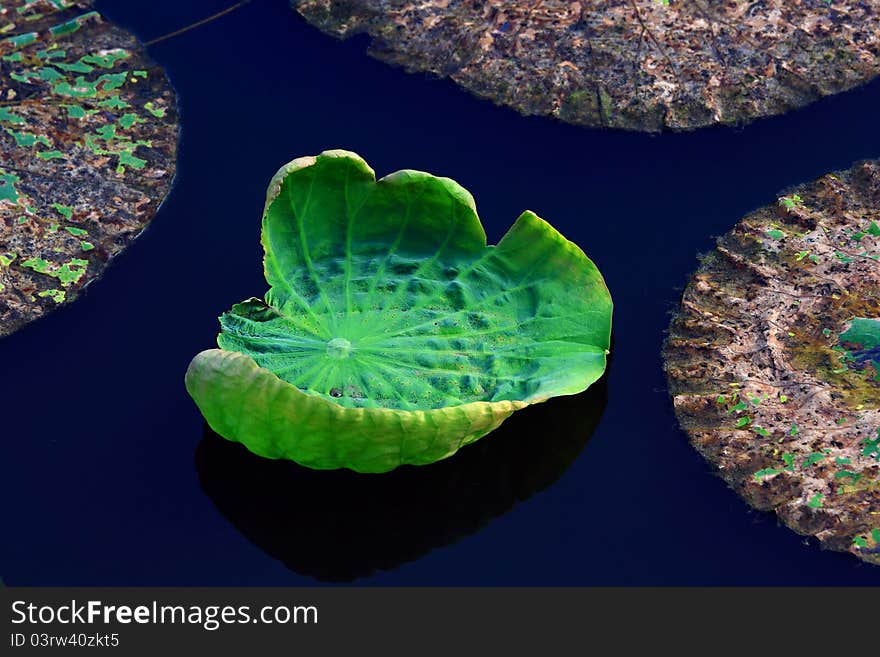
[294, 0, 880, 131]
[665, 160, 880, 565]
[0, 0, 178, 337]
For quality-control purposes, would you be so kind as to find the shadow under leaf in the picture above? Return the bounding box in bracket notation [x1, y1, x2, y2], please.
[195, 374, 608, 582]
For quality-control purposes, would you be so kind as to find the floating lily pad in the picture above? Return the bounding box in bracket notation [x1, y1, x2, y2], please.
[186, 150, 612, 473]
[0, 0, 177, 337]
[665, 159, 880, 565]
[293, 0, 880, 131]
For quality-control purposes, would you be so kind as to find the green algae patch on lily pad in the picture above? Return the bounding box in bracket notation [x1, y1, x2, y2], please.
[186, 150, 612, 473]
[840, 318, 880, 379]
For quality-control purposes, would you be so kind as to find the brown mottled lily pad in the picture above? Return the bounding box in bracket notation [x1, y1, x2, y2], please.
[664, 160, 880, 565]
[293, 0, 880, 131]
[0, 0, 177, 337]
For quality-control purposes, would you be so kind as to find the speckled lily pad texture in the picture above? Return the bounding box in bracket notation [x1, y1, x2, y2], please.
[293, 0, 880, 131]
[0, 0, 177, 337]
[665, 160, 880, 565]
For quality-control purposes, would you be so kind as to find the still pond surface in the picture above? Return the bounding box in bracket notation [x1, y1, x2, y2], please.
[3, 0, 880, 584]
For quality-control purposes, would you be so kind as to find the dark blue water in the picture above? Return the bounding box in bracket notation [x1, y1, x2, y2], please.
[3, 0, 880, 585]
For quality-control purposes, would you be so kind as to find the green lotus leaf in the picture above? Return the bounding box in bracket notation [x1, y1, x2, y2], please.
[186, 150, 612, 473]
